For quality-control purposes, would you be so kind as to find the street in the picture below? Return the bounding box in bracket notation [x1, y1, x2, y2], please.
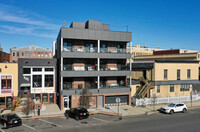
[1, 108, 200, 132]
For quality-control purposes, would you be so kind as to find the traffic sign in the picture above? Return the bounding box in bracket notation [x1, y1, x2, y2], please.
[116, 97, 121, 103]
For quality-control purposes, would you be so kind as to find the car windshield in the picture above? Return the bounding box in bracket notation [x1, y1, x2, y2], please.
[168, 103, 175, 107]
[7, 114, 19, 120]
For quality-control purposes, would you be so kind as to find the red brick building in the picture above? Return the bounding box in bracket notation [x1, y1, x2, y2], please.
[10, 45, 53, 62]
[0, 51, 10, 62]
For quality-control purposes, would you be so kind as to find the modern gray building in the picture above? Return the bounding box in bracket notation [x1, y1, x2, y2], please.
[18, 58, 57, 108]
[55, 20, 132, 110]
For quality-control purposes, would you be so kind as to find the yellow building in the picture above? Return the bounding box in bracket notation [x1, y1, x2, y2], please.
[131, 60, 199, 98]
[0, 63, 18, 109]
[127, 45, 161, 63]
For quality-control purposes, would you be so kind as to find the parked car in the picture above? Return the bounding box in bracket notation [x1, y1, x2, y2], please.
[160, 103, 188, 114]
[0, 113, 22, 128]
[64, 107, 89, 120]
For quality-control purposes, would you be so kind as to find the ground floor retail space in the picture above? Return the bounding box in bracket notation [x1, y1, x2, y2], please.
[61, 93, 131, 110]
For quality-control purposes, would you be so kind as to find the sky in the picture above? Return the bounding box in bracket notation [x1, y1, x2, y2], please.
[0, 0, 200, 53]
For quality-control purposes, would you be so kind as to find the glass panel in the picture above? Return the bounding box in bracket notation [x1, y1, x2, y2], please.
[42, 94, 48, 102]
[50, 94, 54, 103]
[45, 68, 53, 71]
[33, 75, 42, 87]
[33, 68, 42, 72]
[0, 97, 5, 106]
[45, 75, 54, 87]
[23, 68, 31, 74]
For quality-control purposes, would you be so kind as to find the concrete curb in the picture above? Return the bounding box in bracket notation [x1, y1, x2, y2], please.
[21, 114, 65, 120]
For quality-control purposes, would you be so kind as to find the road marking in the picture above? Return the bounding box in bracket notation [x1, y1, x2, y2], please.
[93, 117, 110, 123]
[39, 119, 63, 128]
[23, 124, 36, 131]
[0, 129, 5, 132]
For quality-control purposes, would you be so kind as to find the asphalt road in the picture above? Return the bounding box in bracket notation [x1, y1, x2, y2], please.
[1, 108, 200, 132]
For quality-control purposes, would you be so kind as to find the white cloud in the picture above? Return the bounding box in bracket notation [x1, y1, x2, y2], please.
[0, 25, 56, 38]
[0, 4, 60, 38]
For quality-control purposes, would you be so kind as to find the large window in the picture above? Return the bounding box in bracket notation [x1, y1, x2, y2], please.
[21, 52, 24, 56]
[157, 85, 160, 93]
[170, 85, 174, 92]
[63, 42, 72, 51]
[164, 69, 168, 79]
[17, 52, 19, 57]
[45, 75, 54, 87]
[1, 76, 12, 89]
[33, 75, 42, 87]
[180, 84, 190, 91]
[23, 68, 31, 74]
[177, 69, 180, 80]
[187, 69, 191, 79]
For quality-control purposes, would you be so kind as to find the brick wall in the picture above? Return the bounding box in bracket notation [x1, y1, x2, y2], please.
[0, 51, 10, 62]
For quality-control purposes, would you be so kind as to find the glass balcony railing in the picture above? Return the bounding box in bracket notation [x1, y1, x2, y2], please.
[63, 65, 97, 71]
[63, 47, 98, 53]
[63, 83, 97, 90]
[63, 47, 128, 54]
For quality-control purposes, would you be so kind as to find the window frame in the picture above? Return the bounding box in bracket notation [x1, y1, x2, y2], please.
[170, 85, 174, 92]
[187, 69, 191, 79]
[164, 69, 168, 79]
[157, 85, 160, 93]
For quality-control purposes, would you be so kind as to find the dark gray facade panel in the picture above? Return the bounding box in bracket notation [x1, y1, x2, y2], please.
[61, 52, 131, 59]
[155, 80, 200, 85]
[18, 58, 57, 97]
[60, 28, 132, 42]
[62, 87, 131, 96]
[61, 71, 131, 77]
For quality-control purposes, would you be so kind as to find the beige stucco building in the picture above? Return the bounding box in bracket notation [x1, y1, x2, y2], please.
[131, 60, 199, 98]
[0, 63, 18, 109]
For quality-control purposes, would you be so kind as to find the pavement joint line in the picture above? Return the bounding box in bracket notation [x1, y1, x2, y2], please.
[38, 119, 63, 128]
[93, 117, 110, 123]
[22, 123, 36, 131]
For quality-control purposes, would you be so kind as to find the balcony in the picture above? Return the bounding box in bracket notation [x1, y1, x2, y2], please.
[100, 48, 127, 54]
[63, 46, 98, 53]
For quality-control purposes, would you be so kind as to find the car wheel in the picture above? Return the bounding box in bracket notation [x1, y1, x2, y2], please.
[75, 116, 79, 121]
[182, 108, 187, 113]
[170, 110, 174, 114]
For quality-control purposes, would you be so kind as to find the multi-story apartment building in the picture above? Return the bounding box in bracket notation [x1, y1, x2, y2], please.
[55, 20, 132, 110]
[18, 59, 57, 109]
[10, 45, 53, 62]
[0, 63, 18, 109]
[153, 49, 198, 55]
[131, 60, 199, 98]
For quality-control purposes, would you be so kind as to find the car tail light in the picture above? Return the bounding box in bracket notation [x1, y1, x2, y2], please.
[80, 113, 83, 115]
[8, 121, 12, 123]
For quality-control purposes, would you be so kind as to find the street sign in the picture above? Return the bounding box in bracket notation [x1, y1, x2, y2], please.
[116, 97, 121, 103]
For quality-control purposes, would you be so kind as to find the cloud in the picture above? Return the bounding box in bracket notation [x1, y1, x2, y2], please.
[0, 25, 56, 38]
[0, 4, 60, 38]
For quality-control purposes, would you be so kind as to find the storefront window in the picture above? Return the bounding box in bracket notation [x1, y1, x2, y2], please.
[45, 75, 53, 87]
[0, 97, 5, 106]
[50, 94, 54, 103]
[42, 94, 48, 102]
[33, 75, 42, 87]
[35, 94, 41, 103]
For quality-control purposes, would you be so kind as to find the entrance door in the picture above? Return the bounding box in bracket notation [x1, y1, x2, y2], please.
[98, 96, 103, 108]
[63, 97, 70, 110]
[22, 87, 30, 97]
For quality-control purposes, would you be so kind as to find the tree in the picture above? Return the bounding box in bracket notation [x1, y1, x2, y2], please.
[80, 88, 91, 109]
[22, 95, 32, 117]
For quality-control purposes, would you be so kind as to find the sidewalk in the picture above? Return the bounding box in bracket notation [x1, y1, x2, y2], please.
[16, 104, 64, 119]
[15, 100, 200, 119]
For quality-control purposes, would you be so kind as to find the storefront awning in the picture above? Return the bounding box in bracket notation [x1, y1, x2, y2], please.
[20, 83, 31, 87]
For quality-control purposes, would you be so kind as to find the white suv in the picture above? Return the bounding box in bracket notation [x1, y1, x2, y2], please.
[160, 103, 188, 114]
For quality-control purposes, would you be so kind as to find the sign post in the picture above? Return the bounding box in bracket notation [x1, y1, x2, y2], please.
[116, 97, 122, 120]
